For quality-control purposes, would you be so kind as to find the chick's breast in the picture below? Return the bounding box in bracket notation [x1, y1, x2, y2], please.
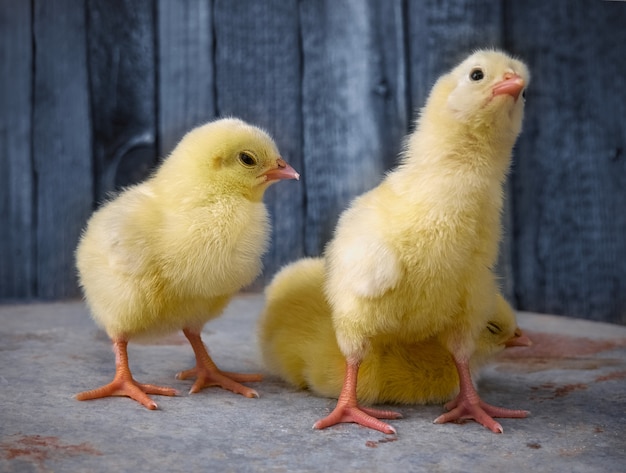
[156, 196, 270, 297]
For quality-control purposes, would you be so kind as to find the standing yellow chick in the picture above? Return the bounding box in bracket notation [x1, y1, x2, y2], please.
[316, 50, 530, 433]
[76, 118, 299, 409]
[258, 257, 530, 405]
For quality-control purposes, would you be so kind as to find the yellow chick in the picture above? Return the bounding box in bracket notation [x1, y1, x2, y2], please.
[75, 118, 299, 409]
[317, 50, 530, 433]
[258, 257, 530, 405]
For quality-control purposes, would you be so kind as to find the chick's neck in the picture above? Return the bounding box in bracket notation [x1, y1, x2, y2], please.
[399, 121, 514, 197]
[389, 109, 515, 245]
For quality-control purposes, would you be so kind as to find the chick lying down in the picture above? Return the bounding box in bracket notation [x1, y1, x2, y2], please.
[76, 118, 298, 409]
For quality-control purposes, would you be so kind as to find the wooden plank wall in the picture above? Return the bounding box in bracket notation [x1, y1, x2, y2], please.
[32, 0, 93, 299]
[0, 0, 34, 299]
[0, 0, 624, 324]
[301, 0, 407, 256]
[506, 0, 626, 324]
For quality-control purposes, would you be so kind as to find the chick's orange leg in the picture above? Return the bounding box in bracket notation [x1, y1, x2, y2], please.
[75, 340, 177, 410]
[313, 359, 401, 434]
[433, 357, 529, 433]
[177, 329, 262, 398]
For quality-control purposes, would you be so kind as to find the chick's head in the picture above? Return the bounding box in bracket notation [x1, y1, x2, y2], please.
[438, 49, 530, 136]
[158, 118, 299, 202]
[472, 301, 532, 368]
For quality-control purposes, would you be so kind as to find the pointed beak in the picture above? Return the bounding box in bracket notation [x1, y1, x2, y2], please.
[492, 72, 525, 102]
[261, 158, 300, 182]
[504, 328, 533, 348]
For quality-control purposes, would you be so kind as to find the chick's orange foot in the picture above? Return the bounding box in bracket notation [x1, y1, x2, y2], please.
[313, 359, 401, 434]
[313, 404, 402, 434]
[433, 396, 529, 433]
[75, 340, 177, 410]
[75, 376, 177, 410]
[178, 329, 261, 398]
[433, 357, 529, 433]
[176, 367, 261, 398]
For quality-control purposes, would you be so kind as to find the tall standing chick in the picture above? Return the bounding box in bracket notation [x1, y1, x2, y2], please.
[316, 50, 529, 433]
[76, 118, 299, 409]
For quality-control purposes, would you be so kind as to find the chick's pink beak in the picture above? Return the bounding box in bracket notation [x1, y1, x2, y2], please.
[262, 158, 300, 182]
[492, 73, 525, 101]
[504, 327, 532, 348]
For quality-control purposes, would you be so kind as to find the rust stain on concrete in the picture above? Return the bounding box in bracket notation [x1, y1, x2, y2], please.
[0, 434, 102, 469]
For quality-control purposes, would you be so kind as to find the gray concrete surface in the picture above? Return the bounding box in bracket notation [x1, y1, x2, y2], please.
[1, 294, 625, 473]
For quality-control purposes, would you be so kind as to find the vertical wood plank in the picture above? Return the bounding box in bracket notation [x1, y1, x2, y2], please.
[32, 0, 93, 298]
[157, 0, 215, 157]
[0, 0, 34, 299]
[506, 1, 626, 324]
[300, 0, 408, 256]
[407, 0, 504, 112]
[86, 0, 157, 202]
[213, 0, 304, 286]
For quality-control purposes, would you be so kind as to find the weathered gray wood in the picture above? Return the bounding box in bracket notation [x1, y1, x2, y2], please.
[157, 0, 215, 157]
[407, 0, 504, 113]
[86, 0, 157, 201]
[301, 0, 408, 256]
[213, 0, 304, 286]
[507, 0, 626, 324]
[32, 0, 93, 298]
[0, 0, 34, 299]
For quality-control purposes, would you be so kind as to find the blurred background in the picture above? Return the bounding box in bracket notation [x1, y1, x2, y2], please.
[1, 0, 624, 325]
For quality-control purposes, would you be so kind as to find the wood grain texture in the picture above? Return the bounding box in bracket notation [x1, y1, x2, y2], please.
[157, 0, 215, 157]
[300, 0, 408, 256]
[87, 0, 157, 202]
[407, 0, 504, 114]
[32, 0, 93, 298]
[0, 0, 34, 299]
[506, 0, 626, 324]
[213, 0, 304, 287]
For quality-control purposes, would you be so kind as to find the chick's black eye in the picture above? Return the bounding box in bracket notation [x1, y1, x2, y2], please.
[470, 68, 484, 81]
[238, 152, 257, 167]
